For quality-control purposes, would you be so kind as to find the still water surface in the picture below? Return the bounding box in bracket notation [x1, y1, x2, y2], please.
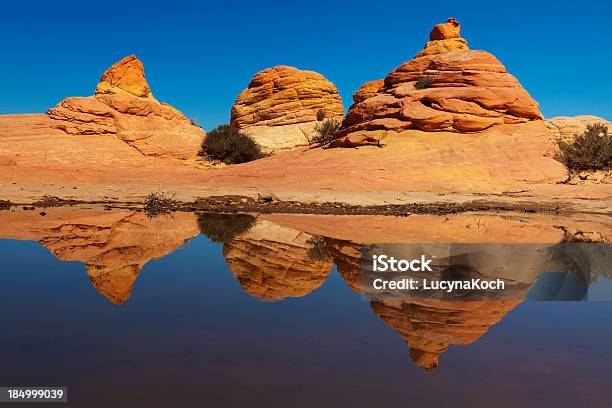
[0, 209, 611, 407]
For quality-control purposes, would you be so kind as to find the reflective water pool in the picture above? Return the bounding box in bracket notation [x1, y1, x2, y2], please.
[0, 208, 610, 407]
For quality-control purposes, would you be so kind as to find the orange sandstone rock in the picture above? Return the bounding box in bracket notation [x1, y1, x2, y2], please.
[429, 17, 461, 40]
[417, 18, 467, 57]
[97, 55, 152, 98]
[46, 55, 204, 159]
[230, 65, 344, 152]
[546, 115, 611, 143]
[353, 80, 385, 103]
[333, 19, 543, 147]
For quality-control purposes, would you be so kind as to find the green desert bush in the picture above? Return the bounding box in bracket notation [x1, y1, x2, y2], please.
[312, 118, 341, 145]
[414, 75, 433, 90]
[557, 123, 611, 171]
[197, 213, 257, 243]
[200, 124, 266, 164]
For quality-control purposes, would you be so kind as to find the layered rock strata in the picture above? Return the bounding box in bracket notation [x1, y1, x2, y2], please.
[546, 115, 611, 143]
[230, 65, 344, 152]
[333, 18, 543, 147]
[46, 55, 204, 159]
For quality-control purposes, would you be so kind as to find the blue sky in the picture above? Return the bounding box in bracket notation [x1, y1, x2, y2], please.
[1, 0, 610, 130]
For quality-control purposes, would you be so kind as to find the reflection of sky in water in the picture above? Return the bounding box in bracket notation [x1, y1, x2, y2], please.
[1, 236, 611, 408]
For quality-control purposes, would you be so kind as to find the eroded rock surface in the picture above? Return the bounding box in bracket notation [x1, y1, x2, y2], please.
[352, 80, 385, 103]
[45, 55, 204, 159]
[230, 65, 344, 152]
[223, 219, 333, 300]
[546, 115, 611, 143]
[97, 55, 152, 98]
[333, 18, 543, 147]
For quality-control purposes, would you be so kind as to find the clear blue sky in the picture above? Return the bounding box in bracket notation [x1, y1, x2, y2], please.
[1, 0, 610, 130]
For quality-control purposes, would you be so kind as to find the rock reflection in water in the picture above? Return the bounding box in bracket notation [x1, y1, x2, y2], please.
[0, 207, 610, 372]
[324, 240, 526, 371]
[373, 300, 520, 372]
[0, 209, 201, 303]
[199, 214, 334, 301]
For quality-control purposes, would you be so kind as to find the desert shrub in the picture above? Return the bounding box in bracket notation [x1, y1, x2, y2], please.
[143, 191, 177, 218]
[415, 75, 433, 90]
[312, 118, 341, 145]
[316, 109, 327, 121]
[306, 236, 331, 262]
[200, 125, 266, 164]
[557, 123, 611, 171]
[197, 213, 256, 243]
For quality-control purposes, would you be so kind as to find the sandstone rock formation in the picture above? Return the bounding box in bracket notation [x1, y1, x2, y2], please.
[230, 65, 344, 153]
[0, 208, 200, 304]
[223, 220, 333, 300]
[46, 55, 204, 159]
[96, 55, 152, 98]
[546, 115, 611, 184]
[546, 115, 611, 143]
[352, 80, 384, 103]
[333, 18, 543, 147]
[417, 17, 467, 57]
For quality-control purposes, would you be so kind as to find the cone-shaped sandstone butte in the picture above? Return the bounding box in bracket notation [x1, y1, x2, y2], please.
[46, 55, 204, 159]
[333, 18, 543, 146]
[230, 65, 344, 153]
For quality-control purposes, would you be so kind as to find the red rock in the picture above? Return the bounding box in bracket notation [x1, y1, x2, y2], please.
[429, 17, 461, 40]
[97, 55, 152, 98]
[352, 80, 385, 103]
[334, 19, 543, 146]
[230, 65, 344, 152]
[45, 55, 205, 159]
